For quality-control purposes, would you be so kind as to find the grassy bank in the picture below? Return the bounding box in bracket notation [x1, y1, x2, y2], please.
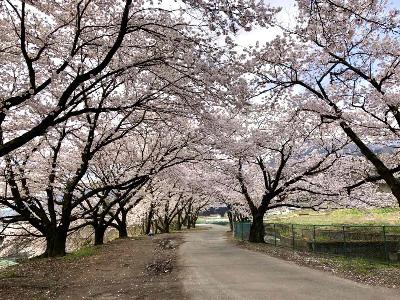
[266, 208, 400, 225]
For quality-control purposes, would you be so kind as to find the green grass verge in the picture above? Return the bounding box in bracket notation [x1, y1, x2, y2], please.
[326, 256, 400, 275]
[0, 270, 18, 279]
[63, 245, 100, 261]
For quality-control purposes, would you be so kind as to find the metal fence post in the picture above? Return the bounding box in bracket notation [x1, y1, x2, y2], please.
[241, 222, 244, 241]
[292, 224, 295, 250]
[342, 225, 346, 254]
[383, 225, 388, 263]
[274, 223, 277, 246]
[312, 225, 316, 252]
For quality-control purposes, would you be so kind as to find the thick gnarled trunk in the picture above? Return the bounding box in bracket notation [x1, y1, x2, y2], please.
[249, 214, 265, 243]
[116, 210, 128, 238]
[44, 228, 68, 257]
[162, 221, 170, 234]
[94, 226, 106, 245]
[118, 223, 128, 238]
[186, 216, 192, 229]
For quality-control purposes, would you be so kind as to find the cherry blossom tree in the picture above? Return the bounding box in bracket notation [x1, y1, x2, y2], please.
[1, 102, 212, 255]
[0, 0, 280, 256]
[78, 117, 206, 244]
[150, 178, 191, 234]
[0, 0, 276, 156]
[204, 99, 348, 242]
[251, 0, 400, 205]
[140, 162, 214, 233]
[0, 99, 149, 256]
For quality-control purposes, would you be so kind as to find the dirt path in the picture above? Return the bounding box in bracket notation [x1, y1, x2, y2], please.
[0, 235, 184, 300]
[179, 224, 400, 300]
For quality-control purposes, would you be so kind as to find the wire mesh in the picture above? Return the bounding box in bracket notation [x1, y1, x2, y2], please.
[235, 222, 400, 262]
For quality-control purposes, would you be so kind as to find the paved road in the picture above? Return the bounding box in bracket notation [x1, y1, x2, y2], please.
[179, 224, 400, 300]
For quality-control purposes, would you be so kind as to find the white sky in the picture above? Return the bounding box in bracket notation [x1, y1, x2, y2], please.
[392, 0, 400, 7]
[235, 0, 297, 48]
[156, 0, 297, 48]
[235, 0, 400, 48]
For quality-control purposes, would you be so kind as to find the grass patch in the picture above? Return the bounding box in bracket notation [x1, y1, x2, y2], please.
[0, 270, 18, 279]
[32, 296, 48, 300]
[327, 256, 399, 275]
[64, 245, 100, 261]
[370, 207, 400, 214]
[266, 208, 400, 225]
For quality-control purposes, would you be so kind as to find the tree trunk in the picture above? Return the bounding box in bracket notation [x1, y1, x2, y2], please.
[118, 210, 128, 238]
[191, 215, 197, 228]
[177, 212, 182, 231]
[118, 224, 128, 238]
[44, 228, 67, 257]
[249, 214, 265, 243]
[227, 211, 233, 231]
[94, 226, 106, 245]
[164, 222, 170, 233]
[185, 202, 192, 229]
[154, 220, 159, 234]
[145, 205, 154, 234]
[141, 218, 145, 235]
[233, 214, 238, 223]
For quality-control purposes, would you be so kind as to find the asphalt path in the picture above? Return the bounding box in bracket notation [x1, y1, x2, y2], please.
[179, 224, 400, 300]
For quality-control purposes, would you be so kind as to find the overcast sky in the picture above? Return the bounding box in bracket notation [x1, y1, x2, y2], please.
[235, 0, 296, 48]
[235, 0, 400, 48]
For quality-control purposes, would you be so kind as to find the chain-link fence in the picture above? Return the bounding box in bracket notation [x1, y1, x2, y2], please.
[234, 222, 400, 262]
[233, 222, 251, 241]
